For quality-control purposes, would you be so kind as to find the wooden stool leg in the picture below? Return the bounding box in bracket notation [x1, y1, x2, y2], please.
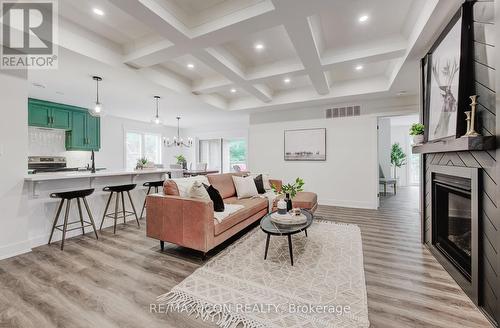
[77, 198, 85, 235]
[140, 186, 152, 219]
[60, 199, 71, 250]
[100, 192, 113, 231]
[121, 192, 127, 224]
[394, 183, 397, 195]
[83, 197, 99, 240]
[384, 183, 387, 196]
[113, 192, 120, 234]
[127, 191, 140, 228]
[48, 199, 64, 245]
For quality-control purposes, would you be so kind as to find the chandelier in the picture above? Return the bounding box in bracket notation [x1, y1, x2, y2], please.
[165, 117, 193, 147]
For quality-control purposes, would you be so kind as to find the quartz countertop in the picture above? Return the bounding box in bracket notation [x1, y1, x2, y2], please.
[24, 168, 180, 182]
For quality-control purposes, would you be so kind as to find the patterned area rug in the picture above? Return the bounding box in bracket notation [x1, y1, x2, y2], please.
[157, 221, 369, 328]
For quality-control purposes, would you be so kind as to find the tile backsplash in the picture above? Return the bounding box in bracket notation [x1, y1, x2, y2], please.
[28, 127, 91, 168]
[28, 127, 66, 156]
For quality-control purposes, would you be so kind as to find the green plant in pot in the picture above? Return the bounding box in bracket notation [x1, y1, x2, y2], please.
[136, 157, 148, 170]
[409, 123, 425, 145]
[390, 143, 406, 180]
[272, 178, 305, 211]
[175, 154, 187, 169]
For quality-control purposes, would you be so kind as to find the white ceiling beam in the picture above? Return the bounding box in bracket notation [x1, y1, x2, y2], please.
[113, 0, 272, 103]
[120, 2, 278, 68]
[271, 0, 329, 95]
[195, 49, 272, 102]
[191, 43, 406, 94]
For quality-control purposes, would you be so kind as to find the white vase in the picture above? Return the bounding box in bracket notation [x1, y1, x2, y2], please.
[413, 135, 424, 145]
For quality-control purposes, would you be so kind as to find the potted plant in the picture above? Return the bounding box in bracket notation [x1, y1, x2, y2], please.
[136, 157, 148, 170]
[175, 154, 187, 169]
[409, 123, 425, 145]
[272, 178, 305, 211]
[390, 143, 406, 180]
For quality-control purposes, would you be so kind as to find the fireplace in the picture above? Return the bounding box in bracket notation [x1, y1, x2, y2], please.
[429, 165, 479, 304]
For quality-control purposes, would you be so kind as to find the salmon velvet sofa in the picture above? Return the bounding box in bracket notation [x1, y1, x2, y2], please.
[146, 173, 317, 253]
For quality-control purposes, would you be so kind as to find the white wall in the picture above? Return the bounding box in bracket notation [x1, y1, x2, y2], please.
[0, 71, 31, 259]
[378, 118, 392, 179]
[248, 116, 379, 209]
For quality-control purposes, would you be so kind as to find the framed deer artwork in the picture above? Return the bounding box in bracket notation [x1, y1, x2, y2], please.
[424, 1, 474, 142]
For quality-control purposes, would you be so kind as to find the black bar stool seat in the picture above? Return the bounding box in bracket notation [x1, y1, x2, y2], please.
[140, 180, 164, 219]
[48, 188, 99, 250]
[103, 184, 137, 193]
[100, 184, 140, 234]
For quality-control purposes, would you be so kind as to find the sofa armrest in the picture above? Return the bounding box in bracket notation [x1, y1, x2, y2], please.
[269, 179, 282, 192]
[146, 194, 214, 252]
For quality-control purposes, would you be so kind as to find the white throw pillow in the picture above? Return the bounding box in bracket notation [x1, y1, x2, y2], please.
[232, 175, 259, 199]
[188, 181, 211, 200]
[172, 176, 209, 197]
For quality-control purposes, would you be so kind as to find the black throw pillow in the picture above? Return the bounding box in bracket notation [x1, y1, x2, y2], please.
[203, 183, 225, 212]
[254, 174, 266, 194]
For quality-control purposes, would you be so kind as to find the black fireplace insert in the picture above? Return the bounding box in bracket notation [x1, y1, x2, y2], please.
[429, 165, 479, 305]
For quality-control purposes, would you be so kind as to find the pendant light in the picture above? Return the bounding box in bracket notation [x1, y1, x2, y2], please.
[91, 76, 103, 116]
[166, 117, 193, 147]
[151, 96, 162, 125]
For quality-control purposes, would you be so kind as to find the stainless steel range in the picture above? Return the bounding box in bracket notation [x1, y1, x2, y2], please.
[28, 156, 79, 174]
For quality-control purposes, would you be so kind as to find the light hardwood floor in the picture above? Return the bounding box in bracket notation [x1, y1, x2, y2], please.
[0, 187, 493, 328]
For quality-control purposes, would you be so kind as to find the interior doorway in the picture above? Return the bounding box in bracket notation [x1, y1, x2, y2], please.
[377, 114, 421, 209]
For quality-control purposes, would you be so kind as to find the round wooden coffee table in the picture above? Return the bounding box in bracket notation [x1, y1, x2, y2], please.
[260, 209, 314, 266]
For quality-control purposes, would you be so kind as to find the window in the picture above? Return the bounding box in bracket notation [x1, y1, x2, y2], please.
[199, 139, 222, 172]
[224, 139, 247, 172]
[125, 131, 162, 170]
[199, 138, 247, 173]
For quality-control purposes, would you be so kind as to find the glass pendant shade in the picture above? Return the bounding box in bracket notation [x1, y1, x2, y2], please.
[90, 76, 104, 117]
[151, 96, 162, 125]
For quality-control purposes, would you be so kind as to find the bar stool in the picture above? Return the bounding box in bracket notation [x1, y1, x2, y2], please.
[48, 188, 99, 250]
[100, 184, 140, 234]
[140, 180, 165, 219]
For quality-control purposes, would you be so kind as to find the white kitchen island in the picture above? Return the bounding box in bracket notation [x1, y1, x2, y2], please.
[23, 168, 182, 250]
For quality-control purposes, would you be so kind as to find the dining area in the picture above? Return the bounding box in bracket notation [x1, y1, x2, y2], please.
[168, 162, 219, 178]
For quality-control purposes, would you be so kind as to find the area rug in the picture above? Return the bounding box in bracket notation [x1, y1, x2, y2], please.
[157, 221, 369, 328]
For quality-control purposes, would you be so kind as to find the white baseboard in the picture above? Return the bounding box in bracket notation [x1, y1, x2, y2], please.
[318, 198, 377, 209]
[0, 240, 32, 261]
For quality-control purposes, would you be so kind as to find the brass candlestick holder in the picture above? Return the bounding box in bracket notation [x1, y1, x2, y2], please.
[462, 95, 481, 137]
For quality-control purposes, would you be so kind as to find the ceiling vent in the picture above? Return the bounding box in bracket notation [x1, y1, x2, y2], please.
[325, 105, 361, 119]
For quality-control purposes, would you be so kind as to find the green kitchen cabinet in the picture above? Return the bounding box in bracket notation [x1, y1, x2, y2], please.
[28, 98, 100, 151]
[28, 99, 72, 130]
[51, 107, 72, 129]
[65, 111, 100, 151]
[86, 114, 100, 150]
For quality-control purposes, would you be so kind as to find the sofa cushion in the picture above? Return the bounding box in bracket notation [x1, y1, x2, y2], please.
[163, 180, 180, 196]
[165, 176, 209, 198]
[207, 173, 236, 199]
[203, 183, 225, 212]
[253, 174, 267, 194]
[232, 175, 259, 199]
[214, 197, 268, 235]
[273, 191, 317, 210]
[188, 181, 210, 200]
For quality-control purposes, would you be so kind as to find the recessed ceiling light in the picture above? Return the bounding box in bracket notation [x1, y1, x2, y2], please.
[358, 15, 369, 23]
[93, 8, 105, 16]
[187, 63, 195, 69]
[230, 88, 237, 93]
[254, 43, 264, 51]
[355, 65, 364, 71]
[283, 78, 291, 84]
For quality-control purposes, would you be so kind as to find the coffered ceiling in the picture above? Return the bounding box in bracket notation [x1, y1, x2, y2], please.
[28, 0, 462, 124]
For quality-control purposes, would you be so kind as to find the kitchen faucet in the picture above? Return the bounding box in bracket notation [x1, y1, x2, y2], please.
[91, 150, 96, 173]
